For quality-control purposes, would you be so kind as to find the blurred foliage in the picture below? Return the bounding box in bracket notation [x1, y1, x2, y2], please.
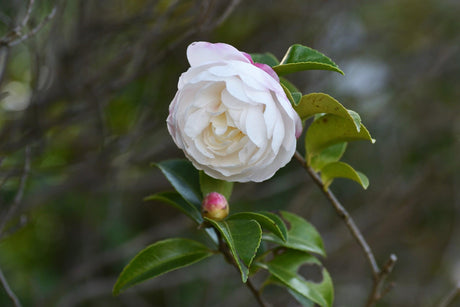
[0, 0, 459, 306]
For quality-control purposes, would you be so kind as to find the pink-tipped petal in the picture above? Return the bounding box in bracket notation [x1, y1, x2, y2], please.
[202, 192, 229, 221]
[254, 63, 279, 82]
[294, 116, 303, 138]
[241, 52, 255, 64]
[187, 42, 251, 67]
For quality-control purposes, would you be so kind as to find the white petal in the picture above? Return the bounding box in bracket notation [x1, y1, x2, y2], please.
[242, 85, 272, 104]
[184, 108, 210, 137]
[187, 42, 250, 67]
[211, 113, 228, 135]
[238, 142, 258, 163]
[225, 77, 252, 103]
[245, 108, 267, 148]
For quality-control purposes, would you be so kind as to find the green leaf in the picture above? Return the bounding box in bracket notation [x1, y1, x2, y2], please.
[143, 191, 219, 246]
[287, 288, 315, 307]
[199, 171, 233, 200]
[205, 218, 262, 282]
[281, 83, 296, 106]
[228, 211, 287, 242]
[250, 52, 280, 67]
[263, 211, 326, 257]
[294, 93, 360, 131]
[144, 191, 202, 224]
[310, 142, 347, 172]
[263, 249, 334, 307]
[305, 114, 375, 163]
[113, 238, 213, 295]
[155, 160, 202, 207]
[280, 77, 300, 93]
[320, 162, 369, 190]
[347, 110, 362, 131]
[273, 44, 344, 76]
[280, 78, 302, 105]
[292, 92, 302, 105]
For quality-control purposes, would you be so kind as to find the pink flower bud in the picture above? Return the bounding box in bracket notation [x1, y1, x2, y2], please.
[202, 192, 229, 221]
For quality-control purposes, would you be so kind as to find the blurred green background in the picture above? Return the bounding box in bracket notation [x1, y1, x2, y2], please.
[0, 0, 459, 306]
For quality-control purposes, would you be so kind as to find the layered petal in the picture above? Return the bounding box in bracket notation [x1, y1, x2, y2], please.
[187, 42, 250, 67]
[167, 42, 301, 182]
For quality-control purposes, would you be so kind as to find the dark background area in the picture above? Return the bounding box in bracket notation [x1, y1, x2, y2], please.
[0, 0, 459, 306]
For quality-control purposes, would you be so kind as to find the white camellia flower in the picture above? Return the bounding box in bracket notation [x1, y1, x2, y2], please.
[167, 42, 302, 182]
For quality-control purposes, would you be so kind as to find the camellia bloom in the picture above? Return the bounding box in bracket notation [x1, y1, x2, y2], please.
[201, 192, 229, 221]
[167, 42, 302, 182]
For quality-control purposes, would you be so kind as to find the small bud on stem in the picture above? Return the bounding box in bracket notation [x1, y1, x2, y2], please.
[201, 192, 229, 221]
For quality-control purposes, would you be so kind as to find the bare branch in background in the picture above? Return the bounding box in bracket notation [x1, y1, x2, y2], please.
[0, 0, 56, 47]
[0, 146, 31, 239]
[211, 0, 242, 28]
[0, 267, 22, 307]
[20, 0, 35, 28]
[7, 7, 57, 47]
[0, 46, 8, 88]
[439, 283, 460, 307]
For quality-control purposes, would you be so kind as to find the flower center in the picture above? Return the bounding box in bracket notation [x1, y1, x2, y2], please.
[203, 112, 247, 156]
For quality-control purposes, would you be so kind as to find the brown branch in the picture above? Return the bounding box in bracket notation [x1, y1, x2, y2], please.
[438, 282, 460, 307]
[294, 151, 397, 307]
[0, 267, 22, 307]
[294, 151, 379, 274]
[365, 254, 397, 306]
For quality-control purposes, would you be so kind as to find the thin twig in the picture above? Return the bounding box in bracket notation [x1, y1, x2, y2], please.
[366, 254, 397, 306]
[0, 146, 31, 238]
[212, 0, 242, 28]
[0, 267, 22, 307]
[439, 282, 460, 307]
[0, 46, 9, 89]
[20, 0, 36, 28]
[294, 151, 379, 274]
[294, 151, 397, 307]
[8, 7, 57, 47]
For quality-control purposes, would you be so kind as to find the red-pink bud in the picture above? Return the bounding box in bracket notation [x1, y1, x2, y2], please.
[202, 192, 229, 221]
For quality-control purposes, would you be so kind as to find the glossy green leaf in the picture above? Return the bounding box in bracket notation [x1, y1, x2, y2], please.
[305, 114, 375, 163]
[250, 52, 280, 67]
[288, 288, 315, 307]
[261, 274, 315, 307]
[295, 93, 360, 130]
[273, 44, 344, 76]
[155, 160, 202, 207]
[281, 83, 296, 106]
[310, 142, 347, 172]
[205, 218, 262, 282]
[280, 78, 302, 105]
[292, 92, 302, 105]
[228, 211, 287, 242]
[348, 110, 362, 131]
[113, 238, 213, 295]
[199, 171, 233, 200]
[320, 162, 369, 190]
[263, 211, 326, 257]
[263, 249, 334, 307]
[144, 191, 202, 224]
[280, 77, 300, 92]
